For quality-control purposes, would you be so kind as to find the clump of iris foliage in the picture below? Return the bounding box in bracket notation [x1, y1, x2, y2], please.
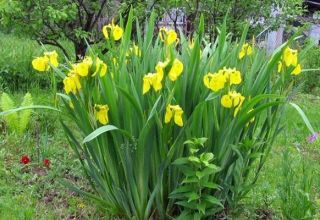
[28, 10, 311, 220]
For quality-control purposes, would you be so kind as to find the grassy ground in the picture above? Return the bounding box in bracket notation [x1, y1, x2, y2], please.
[242, 93, 320, 219]
[0, 90, 104, 220]
[1, 91, 319, 219]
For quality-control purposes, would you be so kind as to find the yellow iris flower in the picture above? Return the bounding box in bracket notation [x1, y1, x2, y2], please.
[159, 27, 178, 46]
[155, 59, 169, 75]
[220, 94, 233, 108]
[239, 43, 253, 59]
[143, 60, 169, 94]
[32, 56, 50, 72]
[63, 73, 82, 94]
[278, 47, 302, 75]
[168, 58, 184, 81]
[94, 104, 109, 125]
[72, 57, 92, 77]
[221, 91, 245, 109]
[283, 47, 298, 67]
[223, 67, 242, 85]
[203, 72, 227, 92]
[164, 104, 184, 127]
[44, 50, 59, 67]
[102, 20, 123, 41]
[291, 64, 301, 75]
[143, 72, 163, 94]
[92, 57, 107, 77]
[203, 67, 242, 92]
[32, 50, 59, 72]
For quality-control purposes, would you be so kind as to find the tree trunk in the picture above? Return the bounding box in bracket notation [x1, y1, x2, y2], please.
[74, 40, 87, 61]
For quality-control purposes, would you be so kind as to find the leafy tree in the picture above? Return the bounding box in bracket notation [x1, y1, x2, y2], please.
[133, 0, 305, 40]
[0, 0, 305, 59]
[0, 0, 118, 59]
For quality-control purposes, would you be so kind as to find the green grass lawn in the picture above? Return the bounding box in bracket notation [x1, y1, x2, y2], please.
[0, 91, 105, 219]
[243, 93, 320, 219]
[1, 90, 319, 219]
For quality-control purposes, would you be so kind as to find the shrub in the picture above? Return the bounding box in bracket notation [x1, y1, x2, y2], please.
[300, 46, 320, 95]
[32, 12, 309, 219]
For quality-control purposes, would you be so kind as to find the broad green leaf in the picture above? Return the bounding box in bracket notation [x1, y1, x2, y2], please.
[82, 125, 131, 143]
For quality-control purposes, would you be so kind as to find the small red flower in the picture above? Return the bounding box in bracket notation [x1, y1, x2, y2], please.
[43, 158, 50, 168]
[20, 155, 30, 165]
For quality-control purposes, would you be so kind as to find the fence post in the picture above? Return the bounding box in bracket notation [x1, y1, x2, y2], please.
[267, 27, 284, 54]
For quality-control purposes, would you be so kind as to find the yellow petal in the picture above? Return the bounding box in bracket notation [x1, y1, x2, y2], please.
[95, 104, 109, 125]
[73, 74, 82, 92]
[230, 71, 242, 85]
[174, 112, 183, 127]
[168, 59, 183, 81]
[291, 64, 301, 75]
[102, 26, 109, 40]
[166, 30, 178, 46]
[239, 50, 245, 59]
[221, 95, 233, 108]
[44, 50, 59, 67]
[112, 26, 123, 41]
[63, 73, 82, 94]
[63, 77, 72, 94]
[92, 57, 102, 77]
[143, 75, 151, 94]
[92, 57, 107, 77]
[152, 74, 162, 92]
[155, 65, 164, 81]
[32, 56, 49, 72]
[73, 57, 92, 77]
[100, 63, 107, 77]
[165, 106, 173, 123]
[283, 47, 298, 67]
[209, 73, 226, 92]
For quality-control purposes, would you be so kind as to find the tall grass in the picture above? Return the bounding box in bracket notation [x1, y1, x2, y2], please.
[0, 32, 73, 91]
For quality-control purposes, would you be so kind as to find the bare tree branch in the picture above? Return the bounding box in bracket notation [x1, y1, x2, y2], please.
[90, 0, 107, 30]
